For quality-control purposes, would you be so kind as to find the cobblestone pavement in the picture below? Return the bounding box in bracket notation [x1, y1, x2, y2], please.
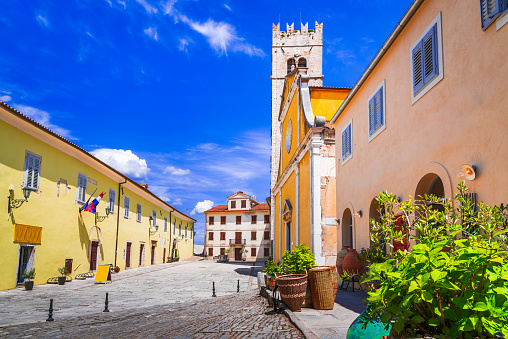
[0, 290, 303, 338]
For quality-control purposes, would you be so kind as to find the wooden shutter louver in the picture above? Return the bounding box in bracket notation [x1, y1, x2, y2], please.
[368, 98, 375, 134]
[412, 43, 423, 93]
[423, 26, 438, 84]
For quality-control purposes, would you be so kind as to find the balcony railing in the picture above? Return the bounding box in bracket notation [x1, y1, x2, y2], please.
[229, 239, 246, 245]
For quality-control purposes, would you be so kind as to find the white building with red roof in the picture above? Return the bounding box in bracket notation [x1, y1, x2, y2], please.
[204, 192, 270, 261]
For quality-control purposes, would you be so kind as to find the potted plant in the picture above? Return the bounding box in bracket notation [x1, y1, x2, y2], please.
[22, 268, 36, 290]
[240, 248, 248, 261]
[360, 182, 508, 338]
[57, 266, 68, 285]
[112, 266, 120, 273]
[277, 244, 315, 312]
[264, 260, 281, 291]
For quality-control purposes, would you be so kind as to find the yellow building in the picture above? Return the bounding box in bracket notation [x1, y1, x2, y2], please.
[0, 101, 195, 291]
[273, 68, 350, 265]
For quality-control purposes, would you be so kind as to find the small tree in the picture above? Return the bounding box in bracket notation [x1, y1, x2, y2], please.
[280, 244, 315, 275]
[363, 181, 508, 338]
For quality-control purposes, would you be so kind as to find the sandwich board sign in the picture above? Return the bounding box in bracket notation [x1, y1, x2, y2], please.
[94, 265, 112, 284]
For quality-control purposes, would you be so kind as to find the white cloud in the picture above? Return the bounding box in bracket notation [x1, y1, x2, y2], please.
[117, 1, 127, 9]
[36, 15, 49, 28]
[172, 198, 183, 206]
[178, 38, 190, 52]
[0, 95, 12, 102]
[136, 0, 158, 14]
[159, 195, 171, 202]
[191, 200, 214, 215]
[179, 15, 265, 57]
[91, 149, 150, 179]
[11, 104, 75, 140]
[105, 0, 113, 7]
[144, 27, 158, 41]
[224, 4, 232, 11]
[161, 0, 178, 15]
[163, 166, 190, 176]
[334, 49, 357, 65]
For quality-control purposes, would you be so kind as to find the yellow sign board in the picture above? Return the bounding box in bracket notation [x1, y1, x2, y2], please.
[94, 265, 112, 284]
[14, 224, 42, 244]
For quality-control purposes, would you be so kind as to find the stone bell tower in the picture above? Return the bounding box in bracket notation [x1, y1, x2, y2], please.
[270, 21, 323, 252]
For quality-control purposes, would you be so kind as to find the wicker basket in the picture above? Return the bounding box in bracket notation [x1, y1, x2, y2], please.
[276, 274, 308, 312]
[309, 266, 336, 310]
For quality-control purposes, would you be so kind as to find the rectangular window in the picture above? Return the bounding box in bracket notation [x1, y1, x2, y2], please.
[76, 173, 87, 203]
[185, 225, 188, 237]
[164, 217, 167, 232]
[209, 232, 214, 241]
[23, 152, 41, 191]
[179, 224, 181, 236]
[109, 189, 116, 214]
[208, 248, 213, 256]
[190, 228, 193, 239]
[137, 204, 141, 222]
[236, 216, 241, 224]
[411, 14, 443, 104]
[264, 247, 270, 257]
[251, 231, 257, 240]
[221, 216, 226, 224]
[220, 248, 225, 255]
[264, 215, 270, 224]
[220, 231, 226, 240]
[341, 121, 352, 164]
[264, 231, 270, 240]
[241, 200, 246, 208]
[152, 211, 157, 226]
[368, 81, 386, 141]
[231, 201, 236, 209]
[251, 248, 256, 257]
[251, 215, 257, 224]
[209, 216, 214, 225]
[124, 196, 130, 218]
[481, 0, 506, 30]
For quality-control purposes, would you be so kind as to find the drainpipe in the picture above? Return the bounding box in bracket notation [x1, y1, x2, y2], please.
[169, 208, 174, 261]
[114, 179, 127, 267]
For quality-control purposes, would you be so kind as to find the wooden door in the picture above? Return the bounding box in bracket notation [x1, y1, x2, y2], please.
[163, 248, 166, 263]
[235, 232, 242, 245]
[235, 248, 242, 261]
[126, 242, 131, 268]
[139, 243, 145, 266]
[151, 242, 156, 265]
[393, 215, 408, 252]
[90, 241, 99, 271]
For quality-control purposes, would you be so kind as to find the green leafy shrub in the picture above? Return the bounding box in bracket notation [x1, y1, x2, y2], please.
[265, 260, 281, 281]
[22, 268, 36, 281]
[280, 244, 315, 275]
[364, 181, 508, 338]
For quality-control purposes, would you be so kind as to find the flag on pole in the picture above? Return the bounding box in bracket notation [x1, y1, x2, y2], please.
[83, 192, 104, 214]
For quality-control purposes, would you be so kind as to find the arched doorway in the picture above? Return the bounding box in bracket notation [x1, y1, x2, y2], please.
[415, 173, 445, 216]
[341, 208, 353, 248]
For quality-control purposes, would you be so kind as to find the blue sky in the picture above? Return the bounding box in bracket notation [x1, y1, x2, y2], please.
[1, 0, 412, 244]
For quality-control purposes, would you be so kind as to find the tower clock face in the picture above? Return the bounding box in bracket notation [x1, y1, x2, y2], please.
[286, 120, 293, 153]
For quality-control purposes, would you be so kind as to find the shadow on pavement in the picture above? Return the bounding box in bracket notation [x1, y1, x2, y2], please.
[335, 289, 368, 314]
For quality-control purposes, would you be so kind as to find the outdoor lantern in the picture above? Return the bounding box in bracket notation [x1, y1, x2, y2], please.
[23, 188, 32, 200]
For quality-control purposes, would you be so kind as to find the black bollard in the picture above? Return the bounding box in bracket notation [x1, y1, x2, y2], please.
[237, 279, 240, 292]
[212, 281, 216, 297]
[103, 292, 109, 312]
[46, 299, 54, 321]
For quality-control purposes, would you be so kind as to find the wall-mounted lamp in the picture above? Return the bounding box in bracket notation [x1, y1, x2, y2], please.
[8, 187, 32, 213]
[457, 164, 476, 181]
[148, 216, 158, 235]
[96, 207, 111, 224]
[354, 210, 362, 218]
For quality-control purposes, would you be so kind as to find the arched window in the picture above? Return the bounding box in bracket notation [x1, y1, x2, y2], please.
[287, 58, 296, 74]
[298, 58, 307, 68]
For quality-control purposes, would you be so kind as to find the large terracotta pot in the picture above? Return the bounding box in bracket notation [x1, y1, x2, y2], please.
[276, 274, 308, 312]
[267, 277, 276, 291]
[342, 249, 365, 276]
[336, 246, 350, 278]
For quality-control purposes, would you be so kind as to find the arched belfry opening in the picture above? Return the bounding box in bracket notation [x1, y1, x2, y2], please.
[298, 57, 307, 68]
[341, 208, 353, 248]
[287, 58, 296, 74]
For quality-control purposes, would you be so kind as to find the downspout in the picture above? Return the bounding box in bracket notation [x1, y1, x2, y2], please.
[169, 208, 173, 261]
[114, 179, 127, 267]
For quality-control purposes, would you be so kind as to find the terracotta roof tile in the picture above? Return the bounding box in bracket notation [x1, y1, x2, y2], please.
[251, 203, 269, 211]
[204, 205, 228, 212]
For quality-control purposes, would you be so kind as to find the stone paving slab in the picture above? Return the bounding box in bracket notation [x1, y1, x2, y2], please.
[0, 290, 304, 338]
[0, 259, 263, 327]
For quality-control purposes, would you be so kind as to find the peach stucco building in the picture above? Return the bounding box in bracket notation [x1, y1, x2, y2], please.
[331, 0, 508, 252]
